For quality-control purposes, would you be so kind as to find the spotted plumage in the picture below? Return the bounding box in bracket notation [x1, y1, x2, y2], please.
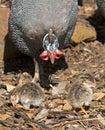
[9, 0, 78, 83]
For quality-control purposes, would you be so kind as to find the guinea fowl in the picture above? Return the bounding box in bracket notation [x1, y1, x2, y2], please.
[96, 0, 105, 17]
[8, 0, 78, 83]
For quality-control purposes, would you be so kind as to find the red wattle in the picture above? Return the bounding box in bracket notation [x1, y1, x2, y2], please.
[55, 50, 63, 59]
[40, 51, 49, 61]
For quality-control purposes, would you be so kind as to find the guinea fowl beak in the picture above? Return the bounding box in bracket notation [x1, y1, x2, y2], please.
[48, 50, 64, 64]
[49, 52, 55, 64]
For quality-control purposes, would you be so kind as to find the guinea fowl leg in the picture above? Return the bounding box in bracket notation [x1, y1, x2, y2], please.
[32, 58, 40, 83]
[79, 105, 89, 115]
[32, 58, 46, 85]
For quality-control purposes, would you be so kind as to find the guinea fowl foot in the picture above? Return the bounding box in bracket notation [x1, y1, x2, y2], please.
[79, 105, 89, 115]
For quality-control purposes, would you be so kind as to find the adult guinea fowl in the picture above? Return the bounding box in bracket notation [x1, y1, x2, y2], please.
[8, 0, 78, 83]
[96, 0, 105, 17]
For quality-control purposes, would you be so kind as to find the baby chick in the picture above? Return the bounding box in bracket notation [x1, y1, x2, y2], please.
[73, 73, 95, 84]
[10, 82, 45, 109]
[67, 73, 95, 114]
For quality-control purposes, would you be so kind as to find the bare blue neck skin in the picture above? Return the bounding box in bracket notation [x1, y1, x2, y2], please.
[43, 32, 59, 51]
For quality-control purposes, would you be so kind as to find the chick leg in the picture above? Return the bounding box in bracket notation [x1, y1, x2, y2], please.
[79, 104, 89, 115]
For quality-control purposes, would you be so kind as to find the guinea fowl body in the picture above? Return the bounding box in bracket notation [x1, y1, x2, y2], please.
[9, 0, 78, 54]
[8, 0, 78, 83]
[96, 0, 105, 17]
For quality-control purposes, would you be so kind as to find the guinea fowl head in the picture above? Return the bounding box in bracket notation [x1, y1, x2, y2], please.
[40, 28, 63, 64]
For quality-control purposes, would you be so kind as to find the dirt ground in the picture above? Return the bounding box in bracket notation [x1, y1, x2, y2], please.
[0, 2, 105, 130]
